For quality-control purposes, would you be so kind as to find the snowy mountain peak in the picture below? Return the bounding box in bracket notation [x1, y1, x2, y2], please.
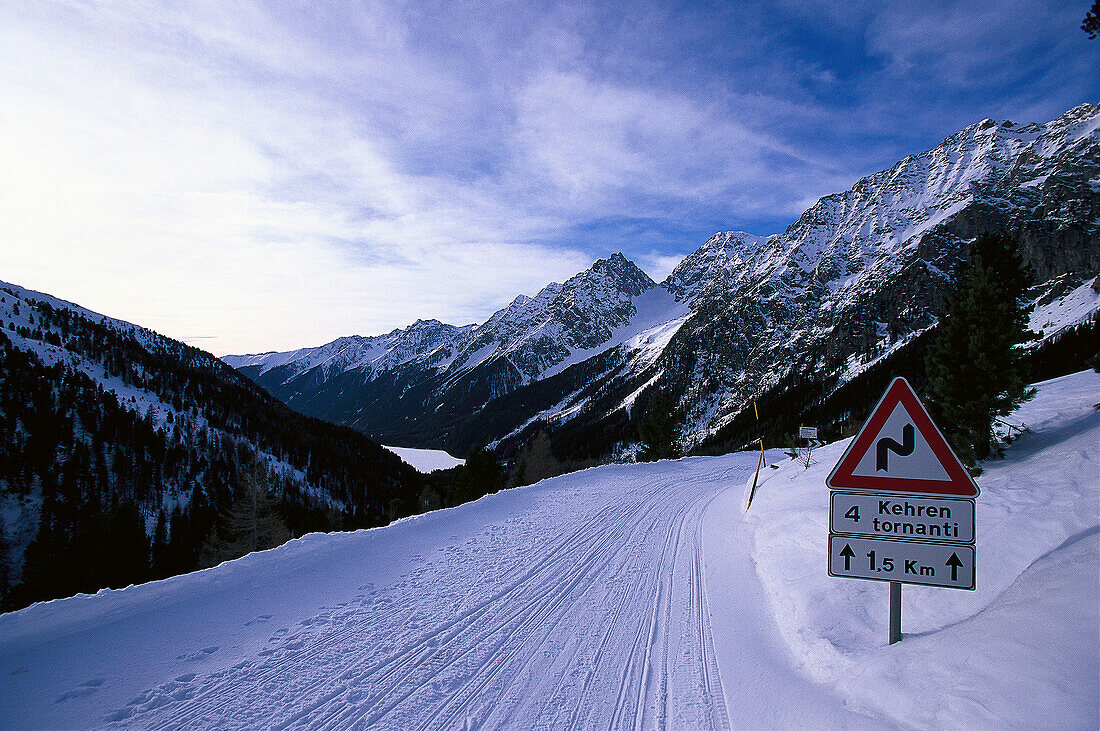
[566, 251, 655, 297]
[225, 250, 668, 431]
[408, 318, 448, 329]
[699, 231, 772, 256]
[765, 102, 1100, 287]
[223, 318, 475, 382]
[445, 252, 657, 381]
[654, 104, 1100, 444]
[1021, 101, 1097, 140]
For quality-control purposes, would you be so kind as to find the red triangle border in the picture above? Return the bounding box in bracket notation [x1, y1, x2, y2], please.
[827, 377, 979, 497]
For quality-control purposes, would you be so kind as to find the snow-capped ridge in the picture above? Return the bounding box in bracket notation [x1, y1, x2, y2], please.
[655, 102, 1100, 445]
[226, 104, 1100, 454]
[224, 250, 671, 436]
[443, 251, 657, 380]
[662, 231, 777, 302]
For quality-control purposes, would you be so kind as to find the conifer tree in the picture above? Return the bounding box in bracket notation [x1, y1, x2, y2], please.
[97, 501, 152, 590]
[200, 459, 289, 567]
[926, 233, 1035, 467]
[151, 509, 169, 577]
[446, 446, 505, 506]
[1084, 0, 1100, 38]
[638, 390, 681, 461]
[510, 431, 558, 487]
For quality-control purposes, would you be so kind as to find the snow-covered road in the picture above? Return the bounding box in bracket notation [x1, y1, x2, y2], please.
[2, 455, 812, 729]
[129, 462, 739, 729]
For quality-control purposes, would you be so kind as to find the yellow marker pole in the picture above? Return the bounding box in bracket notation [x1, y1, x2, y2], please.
[755, 401, 765, 465]
[747, 401, 765, 511]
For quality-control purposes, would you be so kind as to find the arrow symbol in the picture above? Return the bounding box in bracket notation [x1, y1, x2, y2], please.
[840, 543, 855, 571]
[946, 552, 963, 581]
[877, 423, 915, 471]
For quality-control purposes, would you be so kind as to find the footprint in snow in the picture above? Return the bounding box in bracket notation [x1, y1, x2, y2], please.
[55, 678, 105, 703]
[244, 614, 273, 626]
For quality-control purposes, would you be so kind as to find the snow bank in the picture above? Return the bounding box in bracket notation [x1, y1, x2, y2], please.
[739, 369, 1099, 726]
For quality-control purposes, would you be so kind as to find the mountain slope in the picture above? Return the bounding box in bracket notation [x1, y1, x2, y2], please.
[653, 103, 1100, 442]
[0, 282, 426, 611]
[505, 103, 1100, 453]
[1, 369, 1094, 728]
[229, 319, 476, 386]
[225, 253, 671, 450]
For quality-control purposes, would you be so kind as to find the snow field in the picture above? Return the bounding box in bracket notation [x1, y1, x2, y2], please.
[382, 445, 465, 472]
[0, 370, 1095, 728]
[0, 459, 760, 729]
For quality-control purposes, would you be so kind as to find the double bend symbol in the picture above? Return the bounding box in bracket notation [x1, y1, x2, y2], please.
[876, 423, 914, 472]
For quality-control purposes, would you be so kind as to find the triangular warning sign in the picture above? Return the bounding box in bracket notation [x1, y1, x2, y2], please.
[827, 377, 979, 497]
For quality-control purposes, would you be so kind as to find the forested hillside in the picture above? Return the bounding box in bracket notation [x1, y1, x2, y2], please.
[0, 285, 426, 612]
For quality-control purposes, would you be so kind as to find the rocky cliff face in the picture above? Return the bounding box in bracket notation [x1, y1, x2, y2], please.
[444, 252, 655, 386]
[654, 103, 1100, 442]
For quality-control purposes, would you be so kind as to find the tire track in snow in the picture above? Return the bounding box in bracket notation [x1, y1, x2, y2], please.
[136, 498, 644, 729]
[332, 493, 654, 729]
[364, 485, 674, 730]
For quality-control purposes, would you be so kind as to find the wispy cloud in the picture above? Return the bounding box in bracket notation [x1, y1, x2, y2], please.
[1, 1, 1094, 354]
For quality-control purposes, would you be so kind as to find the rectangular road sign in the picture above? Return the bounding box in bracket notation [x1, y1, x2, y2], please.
[828, 535, 975, 590]
[830, 492, 974, 544]
[799, 426, 818, 439]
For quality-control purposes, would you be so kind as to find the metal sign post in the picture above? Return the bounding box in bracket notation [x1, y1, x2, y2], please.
[826, 378, 978, 645]
[890, 582, 902, 645]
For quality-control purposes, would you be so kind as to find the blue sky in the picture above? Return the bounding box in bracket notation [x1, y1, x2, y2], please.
[1, 1, 1096, 354]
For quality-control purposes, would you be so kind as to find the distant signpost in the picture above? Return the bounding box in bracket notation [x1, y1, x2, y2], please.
[799, 425, 822, 449]
[826, 377, 978, 644]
